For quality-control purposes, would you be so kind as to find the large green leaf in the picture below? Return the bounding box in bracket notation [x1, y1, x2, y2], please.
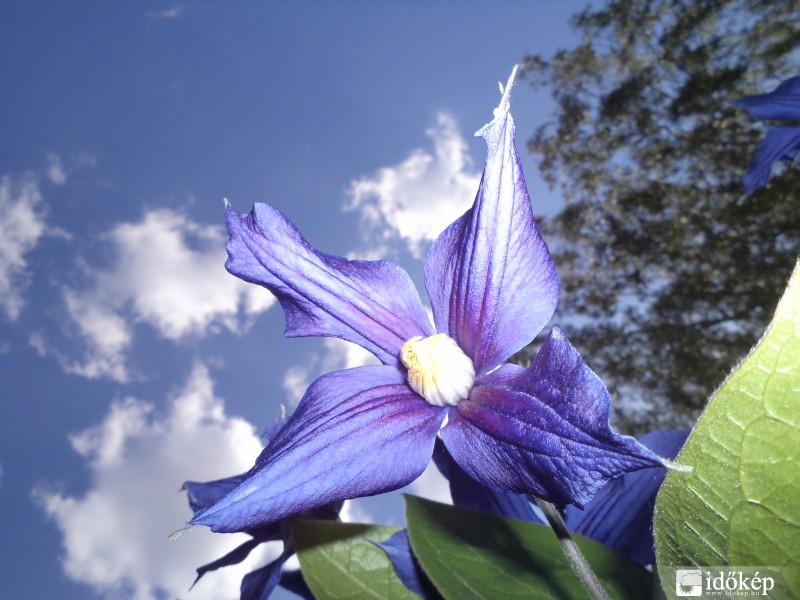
[292, 520, 418, 600]
[405, 495, 655, 599]
[655, 262, 800, 598]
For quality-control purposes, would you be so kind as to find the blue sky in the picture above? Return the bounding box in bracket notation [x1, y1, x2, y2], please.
[0, 2, 585, 598]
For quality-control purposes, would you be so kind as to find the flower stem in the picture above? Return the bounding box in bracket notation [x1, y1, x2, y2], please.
[534, 497, 611, 600]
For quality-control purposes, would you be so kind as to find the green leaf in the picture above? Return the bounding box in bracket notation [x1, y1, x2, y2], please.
[655, 262, 800, 598]
[292, 519, 418, 600]
[405, 495, 655, 600]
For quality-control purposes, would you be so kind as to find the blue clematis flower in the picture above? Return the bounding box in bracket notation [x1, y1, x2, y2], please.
[375, 529, 441, 600]
[381, 431, 687, 598]
[564, 429, 689, 565]
[181, 414, 339, 599]
[183, 474, 293, 599]
[191, 68, 671, 536]
[436, 429, 687, 565]
[183, 473, 334, 599]
[736, 75, 800, 194]
[380, 430, 687, 598]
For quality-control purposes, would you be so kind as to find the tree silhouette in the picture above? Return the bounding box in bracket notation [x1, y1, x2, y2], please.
[520, 0, 800, 432]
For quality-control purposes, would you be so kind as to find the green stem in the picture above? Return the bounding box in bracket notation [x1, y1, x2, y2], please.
[535, 497, 611, 600]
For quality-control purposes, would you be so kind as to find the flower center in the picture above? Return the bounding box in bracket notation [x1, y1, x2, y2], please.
[400, 334, 476, 407]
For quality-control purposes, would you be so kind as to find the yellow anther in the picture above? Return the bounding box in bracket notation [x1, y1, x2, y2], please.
[400, 334, 476, 407]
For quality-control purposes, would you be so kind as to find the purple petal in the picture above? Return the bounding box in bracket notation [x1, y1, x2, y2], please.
[240, 553, 287, 600]
[182, 474, 247, 515]
[192, 366, 445, 533]
[736, 76, 800, 121]
[375, 530, 434, 598]
[425, 84, 558, 376]
[278, 569, 315, 600]
[742, 126, 800, 194]
[440, 327, 664, 508]
[190, 538, 262, 589]
[432, 440, 541, 524]
[565, 429, 689, 565]
[261, 409, 288, 440]
[302, 500, 345, 523]
[226, 203, 434, 367]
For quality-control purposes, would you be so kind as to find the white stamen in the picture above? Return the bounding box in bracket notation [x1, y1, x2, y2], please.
[401, 334, 476, 407]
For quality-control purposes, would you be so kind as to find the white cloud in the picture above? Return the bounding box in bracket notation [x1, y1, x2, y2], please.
[61, 291, 132, 381]
[346, 112, 481, 258]
[406, 462, 451, 505]
[103, 208, 273, 339]
[46, 152, 67, 185]
[76, 153, 98, 168]
[281, 365, 313, 408]
[60, 208, 274, 381]
[147, 5, 184, 19]
[35, 364, 270, 600]
[0, 174, 48, 320]
[340, 499, 374, 524]
[282, 338, 379, 406]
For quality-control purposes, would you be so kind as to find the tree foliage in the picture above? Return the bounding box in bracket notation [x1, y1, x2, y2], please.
[520, 0, 800, 431]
